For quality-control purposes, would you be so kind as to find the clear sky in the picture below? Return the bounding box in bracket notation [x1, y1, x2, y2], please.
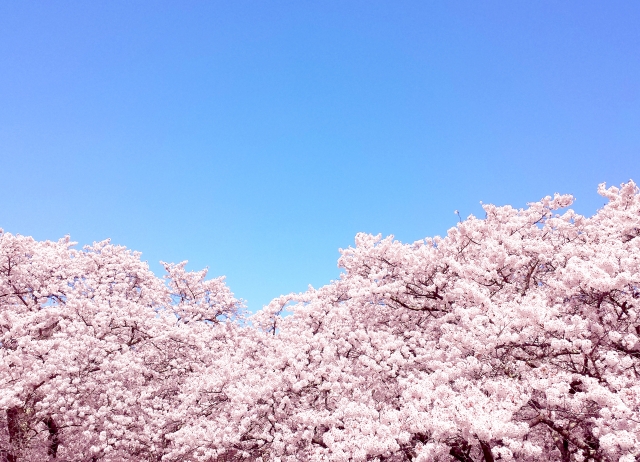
[1, 1, 639, 310]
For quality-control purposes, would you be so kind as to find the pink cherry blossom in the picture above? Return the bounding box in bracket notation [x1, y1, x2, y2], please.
[2, 181, 640, 461]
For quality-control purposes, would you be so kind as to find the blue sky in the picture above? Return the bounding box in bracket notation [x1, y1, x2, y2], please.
[1, 1, 639, 310]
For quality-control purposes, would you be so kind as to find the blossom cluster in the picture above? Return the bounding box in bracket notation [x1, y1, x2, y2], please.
[2, 181, 640, 461]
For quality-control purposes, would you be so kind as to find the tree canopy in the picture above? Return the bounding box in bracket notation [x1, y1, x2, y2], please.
[2, 182, 640, 461]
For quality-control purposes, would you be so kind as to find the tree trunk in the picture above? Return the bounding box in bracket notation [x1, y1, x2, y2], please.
[45, 416, 59, 458]
[5, 407, 23, 462]
[554, 436, 570, 462]
[478, 440, 495, 462]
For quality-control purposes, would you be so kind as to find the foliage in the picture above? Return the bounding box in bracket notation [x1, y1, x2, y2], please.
[2, 182, 640, 461]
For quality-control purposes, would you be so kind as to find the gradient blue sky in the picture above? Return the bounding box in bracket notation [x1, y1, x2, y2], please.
[1, 1, 639, 310]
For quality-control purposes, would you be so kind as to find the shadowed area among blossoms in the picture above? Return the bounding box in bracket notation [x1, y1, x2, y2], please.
[2, 181, 640, 461]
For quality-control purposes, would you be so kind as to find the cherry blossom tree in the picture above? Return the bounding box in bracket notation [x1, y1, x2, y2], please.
[0, 235, 242, 460]
[2, 181, 640, 461]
